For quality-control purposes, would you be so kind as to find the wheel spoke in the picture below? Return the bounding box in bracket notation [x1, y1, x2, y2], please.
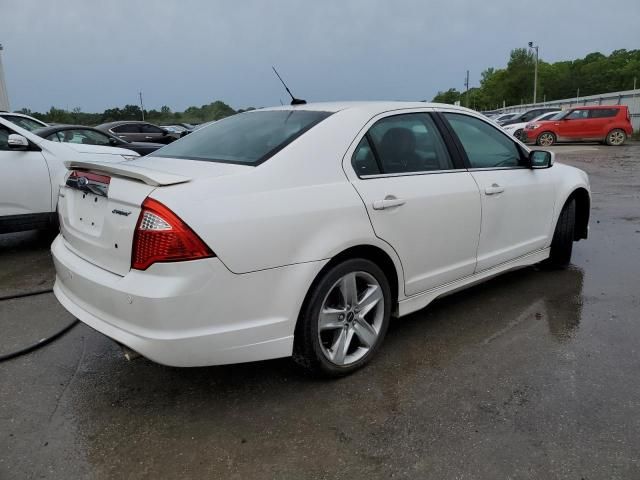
[330, 327, 354, 364]
[357, 285, 382, 317]
[353, 318, 377, 348]
[319, 307, 346, 331]
[339, 273, 358, 307]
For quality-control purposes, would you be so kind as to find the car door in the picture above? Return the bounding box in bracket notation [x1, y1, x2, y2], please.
[111, 123, 142, 142]
[440, 112, 556, 272]
[345, 111, 481, 296]
[556, 108, 589, 140]
[140, 123, 172, 143]
[0, 124, 52, 218]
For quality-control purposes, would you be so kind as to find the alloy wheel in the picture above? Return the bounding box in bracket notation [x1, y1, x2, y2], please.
[538, 132, 555, 147]
[317, 271, 385, 366]
[608, 130, 625, 146]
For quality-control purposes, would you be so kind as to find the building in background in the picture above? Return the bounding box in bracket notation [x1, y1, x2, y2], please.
[0, 44, 10, 111]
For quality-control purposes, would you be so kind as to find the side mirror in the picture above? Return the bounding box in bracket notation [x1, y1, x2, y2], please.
[529, 150, 554, 169]
[109, 137, 119, 145]
[8, 134, 29, 151]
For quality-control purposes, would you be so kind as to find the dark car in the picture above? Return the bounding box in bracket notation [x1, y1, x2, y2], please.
[34, 125, 164, 156]
[95, 121, 179, 144]
[501, 108, 560, 126]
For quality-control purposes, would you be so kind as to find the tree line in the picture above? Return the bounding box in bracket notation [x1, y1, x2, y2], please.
[16, 100, 250, 126]
[433, 48, 640, 110]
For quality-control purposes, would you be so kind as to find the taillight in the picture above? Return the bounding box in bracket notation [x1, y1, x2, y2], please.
[131, 198, 214, 270]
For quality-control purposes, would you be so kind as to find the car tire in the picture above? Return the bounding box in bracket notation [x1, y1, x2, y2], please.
[605, 129, 626, 146]
[293, 258, 392, 377]
[546, 199, 576, 268]
[536, 131, 556, 147]
[514, 129, 523, 141]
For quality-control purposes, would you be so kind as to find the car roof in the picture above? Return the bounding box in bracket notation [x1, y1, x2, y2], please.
[96, 120, 154, 128]
[570, 105, 624, 110]
[256, 100, 476, 116]
[33, 124, 107, 136]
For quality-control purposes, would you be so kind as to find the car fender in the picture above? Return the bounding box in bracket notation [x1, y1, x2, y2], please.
[546, 162, 591, 244]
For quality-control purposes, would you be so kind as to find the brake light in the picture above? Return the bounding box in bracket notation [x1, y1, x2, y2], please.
[131, 198, 214, 270]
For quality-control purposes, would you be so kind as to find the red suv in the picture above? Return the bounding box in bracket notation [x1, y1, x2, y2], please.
[523, 105, 633, 146]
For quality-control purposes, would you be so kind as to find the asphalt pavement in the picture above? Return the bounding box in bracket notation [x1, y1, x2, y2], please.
[1, 144, 639, 479]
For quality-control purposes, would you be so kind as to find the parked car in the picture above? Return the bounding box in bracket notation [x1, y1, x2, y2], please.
[0, 111, 48, 131]
[95, 121, 179, 144]
[523, 105, 633, 146]
[502, 111, 561, 140]
[501, 108, 560, 126]
[34, 125, 164, 156]
[493, 112, 519, 124]
[0, 117, 139, 234]
[52, 102, 590, 377]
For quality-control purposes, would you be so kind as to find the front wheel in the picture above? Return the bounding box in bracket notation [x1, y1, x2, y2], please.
[293, 258, 391, 377]
[546, 199, 576, 268]
[537, 131, 556, 147]
[605, 129, 626, 146]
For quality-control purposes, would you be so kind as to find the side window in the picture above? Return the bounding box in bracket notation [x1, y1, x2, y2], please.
[352, 136, 380, 176]
[566, 109, 589, 120]
[589, 109, 618, 119]
[521, 111, 540, 122]
[141, 124, 164, 134]
[444, 113, 524, 169]
[46, 133, 62, 142]
[356, 113, 453, 175]
[0, 126, 10, 150]
[113, 124, 140, 134]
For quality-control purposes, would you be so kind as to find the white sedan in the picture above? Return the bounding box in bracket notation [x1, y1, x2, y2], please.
[51, 102, 590, 376]
[502, 111, 561, 140]
[0, 117, 139, 234]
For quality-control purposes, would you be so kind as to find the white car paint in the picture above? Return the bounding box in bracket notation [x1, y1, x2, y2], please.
[0, 117, 139, 222]
[51, 101, 590, 368]
[502, 111, 561, 138]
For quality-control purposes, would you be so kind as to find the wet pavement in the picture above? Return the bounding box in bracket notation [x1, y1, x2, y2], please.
[1, 144, 639, 479]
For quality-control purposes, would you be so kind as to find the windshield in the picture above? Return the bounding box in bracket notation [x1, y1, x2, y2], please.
[152, 110, 332, 165]
[533, 111, 561, 122]
[2, 115, 47, 131]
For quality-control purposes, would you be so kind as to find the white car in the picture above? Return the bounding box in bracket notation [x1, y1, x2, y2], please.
[0, 117, 139, 234]
[51, 101, 590, 376]
[0, 111, 48, 131]
[502, 111, 561, 140]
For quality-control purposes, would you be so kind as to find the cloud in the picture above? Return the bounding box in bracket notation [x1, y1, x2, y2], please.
[2, 0, 639, 112]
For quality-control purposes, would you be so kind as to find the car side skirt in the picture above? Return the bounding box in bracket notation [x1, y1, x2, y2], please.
[0, 212, 57, 234]
[397, 248, 550, 317]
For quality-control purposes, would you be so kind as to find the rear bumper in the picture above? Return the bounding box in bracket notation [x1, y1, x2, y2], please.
[52, 235, 326, 366]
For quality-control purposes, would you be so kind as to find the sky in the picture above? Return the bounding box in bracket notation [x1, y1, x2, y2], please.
[1, 0, 639, 113]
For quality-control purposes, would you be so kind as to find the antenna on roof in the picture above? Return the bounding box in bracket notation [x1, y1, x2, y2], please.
[272, 67, 306, 105]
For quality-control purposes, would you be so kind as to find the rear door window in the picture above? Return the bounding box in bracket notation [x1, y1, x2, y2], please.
[353, 113, 453, 176]
[589, 109, 618, 118]
[113, 124, 141, 133]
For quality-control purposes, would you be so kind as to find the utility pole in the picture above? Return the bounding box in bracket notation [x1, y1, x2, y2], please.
[139, 91, 145, 121]
[0, 43, 10, 111]
[464, 70, 469, 108]
[528, 41, 539, 104]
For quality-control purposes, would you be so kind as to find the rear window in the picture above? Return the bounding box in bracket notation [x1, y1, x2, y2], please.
[590, 108, 619, 119]
[151, 110, 332, 165]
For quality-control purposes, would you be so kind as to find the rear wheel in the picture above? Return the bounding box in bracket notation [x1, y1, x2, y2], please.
[293, 258, 391, 377]
[537, 131, 556, 147]
[605, 129, 626, 146]
[547, 199, 576, 268]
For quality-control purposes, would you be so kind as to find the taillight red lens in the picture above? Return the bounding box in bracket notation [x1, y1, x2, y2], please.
[131, 198, 214, 270]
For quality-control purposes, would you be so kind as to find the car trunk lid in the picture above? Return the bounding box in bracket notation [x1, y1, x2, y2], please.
[58, 160, 249, 276]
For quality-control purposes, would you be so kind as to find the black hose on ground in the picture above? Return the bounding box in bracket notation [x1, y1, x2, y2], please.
[0, 288, 79, 362]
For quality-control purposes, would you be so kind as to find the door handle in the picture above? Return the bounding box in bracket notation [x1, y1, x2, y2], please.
[145, 136, 153, 139]
[372, 196, 406, 210]
[484, 183, 505, 195]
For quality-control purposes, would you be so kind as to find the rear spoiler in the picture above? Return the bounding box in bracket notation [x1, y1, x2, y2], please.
[64, 161, 191, 187]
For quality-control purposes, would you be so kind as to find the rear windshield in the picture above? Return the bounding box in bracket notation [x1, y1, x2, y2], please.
[151, 110, 332, 165]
